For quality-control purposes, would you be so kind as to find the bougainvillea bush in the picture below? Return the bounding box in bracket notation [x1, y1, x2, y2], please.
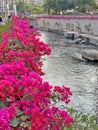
[0, 15, 74, 130]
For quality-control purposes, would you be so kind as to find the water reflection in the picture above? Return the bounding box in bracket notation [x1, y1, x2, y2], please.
[40, 31, 98, 115]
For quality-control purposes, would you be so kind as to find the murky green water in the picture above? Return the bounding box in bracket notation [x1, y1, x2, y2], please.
[40, 31, 98, 115]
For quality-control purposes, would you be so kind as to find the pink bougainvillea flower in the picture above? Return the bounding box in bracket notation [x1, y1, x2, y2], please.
[0, 15, 74, 130]
[0, 109, 10, 130]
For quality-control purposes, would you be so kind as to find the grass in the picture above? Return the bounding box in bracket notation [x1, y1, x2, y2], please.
[0, 22, 10, 42]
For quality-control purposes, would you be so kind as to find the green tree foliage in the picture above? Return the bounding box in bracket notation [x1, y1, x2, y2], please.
[16, 2, 44, 14]
[44, 0, 69, 15]
[78, 0, 96, 12]
[43, 0, 96, 15]
[16, 2, 26, 14]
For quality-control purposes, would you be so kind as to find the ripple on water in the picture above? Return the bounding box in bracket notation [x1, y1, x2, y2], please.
[40, 31, 98, 115]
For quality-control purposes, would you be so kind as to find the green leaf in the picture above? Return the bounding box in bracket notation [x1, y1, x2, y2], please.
[15, 40, 21, 46]
[6, 98, 12, 102]
[24, 94, 34, 101]
[11, 118, 20, 127]
[95, 124, 98, 130]
[16, 109, 23, 116]
[20, 122, 29, 128]
[0, 101, 6, 108]
[21, 115, 29, 121]
[81, 114, 88, 122]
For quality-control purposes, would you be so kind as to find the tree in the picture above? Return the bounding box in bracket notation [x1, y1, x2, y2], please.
[43, 0, 96, 15]
[15, 2, 44, 15]
[16, 2, 26, 14]
[44, 0, 70, 15]
[44, 0, 56, 15]
[78, 0, 96, 12]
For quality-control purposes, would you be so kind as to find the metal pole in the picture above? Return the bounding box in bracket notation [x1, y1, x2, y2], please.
[3, 0, 5, 12]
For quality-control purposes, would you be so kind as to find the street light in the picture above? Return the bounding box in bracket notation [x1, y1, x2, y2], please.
[7, 3, 10, 16]
[2, 0, 5, 13]
[13, 4, 17, 16]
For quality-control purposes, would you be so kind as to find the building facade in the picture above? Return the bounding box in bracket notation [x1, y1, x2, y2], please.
[0, 0, 9, 13]
[0, 0, 19, 13]
[24, 0, 44, 6]
[0, 0, 44, 16]
[0, 0, 19, 17]
[0, 0, 44, 13]
[95, 0, 98, 4]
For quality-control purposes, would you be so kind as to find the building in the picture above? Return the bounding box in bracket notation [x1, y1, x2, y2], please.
[0, 0, 44, 13]
[0, 0, 9, 13]
[10, 0, 23, 4]
[0, 0, 44, 17]
[0, 0, 19, 17]
[95, 0, 98, 4]
[24, 0, 36, 4]
[24, 0, 44, 6]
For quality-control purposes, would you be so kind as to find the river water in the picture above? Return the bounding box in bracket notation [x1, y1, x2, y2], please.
[39, 31, 98, 115]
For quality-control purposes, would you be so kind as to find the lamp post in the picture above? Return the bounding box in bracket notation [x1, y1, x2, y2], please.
[56, 0, 58, 15]
[13, 4, 17, 16]
[7, 3, 10, 16]
[5, 1, 9, 19]
[2, 0, 5, 13]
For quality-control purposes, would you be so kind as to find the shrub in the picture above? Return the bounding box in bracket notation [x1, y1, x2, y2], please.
[64, 107, 98, 130]
[0, 15, 74, 130]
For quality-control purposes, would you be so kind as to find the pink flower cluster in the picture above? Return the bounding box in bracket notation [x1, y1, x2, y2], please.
[0, 15, 74, 130]
[0, 109, 10, 130]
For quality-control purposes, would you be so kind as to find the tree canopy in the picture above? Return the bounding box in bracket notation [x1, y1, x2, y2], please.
[9, 0, 97, 15]
[9, 2, 44, 15]
[43, 0, 96, 15]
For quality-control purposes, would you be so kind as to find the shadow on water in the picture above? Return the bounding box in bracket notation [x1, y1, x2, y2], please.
[40, 31, 98, 115]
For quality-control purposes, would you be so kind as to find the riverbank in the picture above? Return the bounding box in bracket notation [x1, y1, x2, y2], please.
[36, 15, 98, 46]
[38, 27, 98, 47]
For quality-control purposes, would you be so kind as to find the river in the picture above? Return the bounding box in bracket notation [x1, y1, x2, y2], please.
[39, 31, 98, 115]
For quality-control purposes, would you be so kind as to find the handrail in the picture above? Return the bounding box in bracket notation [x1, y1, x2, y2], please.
[36, 15, 98, 19]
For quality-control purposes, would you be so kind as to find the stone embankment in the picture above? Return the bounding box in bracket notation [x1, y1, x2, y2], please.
[36, 15, 98, 61]
[29, 19, 38, 28]
[63, 31, 98, 44]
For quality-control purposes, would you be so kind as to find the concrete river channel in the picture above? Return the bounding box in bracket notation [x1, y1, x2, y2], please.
[39, 30, 98, 116]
